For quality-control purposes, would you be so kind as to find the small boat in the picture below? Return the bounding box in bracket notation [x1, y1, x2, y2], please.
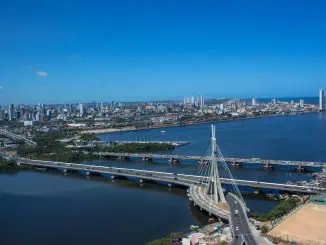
[160, 130, 166, 133]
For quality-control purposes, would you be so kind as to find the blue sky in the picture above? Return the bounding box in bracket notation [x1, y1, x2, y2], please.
[1, 0, 326, 104]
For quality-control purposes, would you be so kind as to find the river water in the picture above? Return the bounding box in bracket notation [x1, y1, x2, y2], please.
[1, 112, 325, 245]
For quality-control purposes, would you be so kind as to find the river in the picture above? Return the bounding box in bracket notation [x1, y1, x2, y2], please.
[1, 112, 325, 245]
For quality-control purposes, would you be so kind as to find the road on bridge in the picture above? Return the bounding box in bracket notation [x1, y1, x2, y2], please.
[227, 194, 258, 245]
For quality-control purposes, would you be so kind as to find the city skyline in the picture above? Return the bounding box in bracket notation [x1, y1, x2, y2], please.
[1, 0, 326, 104]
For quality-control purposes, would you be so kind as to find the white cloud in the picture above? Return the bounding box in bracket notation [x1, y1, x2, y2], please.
[36, 71, 48, 77]
[0, 86, 3, 89]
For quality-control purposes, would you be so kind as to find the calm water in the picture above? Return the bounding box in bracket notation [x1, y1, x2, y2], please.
[1, 112, 326, 245]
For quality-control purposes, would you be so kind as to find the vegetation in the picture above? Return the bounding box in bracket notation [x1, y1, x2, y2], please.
[80, 133, 99, 141]
[105, 143, 175, 153]
[251, 197, 299, 222]
[145, 232, 183, 245]
[0, 156, 20, 171]
[17, 130, 175, 163]
[17, 131, 98, 163]
[261, 225, 269, 234]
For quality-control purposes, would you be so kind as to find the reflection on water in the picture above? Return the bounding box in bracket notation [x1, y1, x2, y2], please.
[0, 170, 278, 245]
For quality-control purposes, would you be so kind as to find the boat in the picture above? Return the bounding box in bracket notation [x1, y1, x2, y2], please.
[160, 130, 166, 133]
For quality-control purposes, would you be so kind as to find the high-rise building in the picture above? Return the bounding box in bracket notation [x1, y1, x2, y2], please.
[35, 112, 40, 121]
[46, 109, 52, 120]
[8, 104, 14, 121]
[300, 99, 304, 107]
[0, 110, 5, 120]
[79, 103, 84, 116]
[252, 98, 257, 106]
[271, 99, 277, 105]
[319, 89, 325, 111]
[200, 96, 204, 107]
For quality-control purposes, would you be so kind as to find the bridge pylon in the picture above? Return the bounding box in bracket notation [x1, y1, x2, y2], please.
[206, 125, 226, 204]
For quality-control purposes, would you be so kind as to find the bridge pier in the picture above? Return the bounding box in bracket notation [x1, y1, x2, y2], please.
[199, 159, 209, 165]
[264, 163, 273, 169]
[142, 157, 152, 162]
[169, 158, 180, 164]
[231, 161, 240, 167]
[297, 165, 304, 172]
[119, 156, 129, 160]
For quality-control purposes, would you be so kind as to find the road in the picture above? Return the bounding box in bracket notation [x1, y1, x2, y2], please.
[17, 158, 326, 194]
[227, 194, 258, 245]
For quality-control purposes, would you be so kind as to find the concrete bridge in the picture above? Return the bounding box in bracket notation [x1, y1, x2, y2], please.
[17, 157, 325, 245]
[95, 152, 326, 170]
[17, 158, 326, 196]
[0, 129, 37, 146]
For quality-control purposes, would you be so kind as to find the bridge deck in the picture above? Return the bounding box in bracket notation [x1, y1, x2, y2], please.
[96, 152, 326, 168]
[17, 158, 326, 194]
[189, 185, 229, 220]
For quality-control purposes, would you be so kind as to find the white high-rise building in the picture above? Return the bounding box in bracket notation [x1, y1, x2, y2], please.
[319, 89, 325, 111]
[191, 96, 195, 104]
[8, 104, 14, 121]
[200, 96, 204, 107]
[79, 103, 84, 116]
[300, 99, 304, 107]
[252, 98, 257, 106]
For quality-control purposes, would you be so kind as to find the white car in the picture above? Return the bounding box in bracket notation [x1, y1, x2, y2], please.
[235, 226, 239, 231]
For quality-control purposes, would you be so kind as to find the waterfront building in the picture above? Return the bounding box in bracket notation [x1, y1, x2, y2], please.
[319, 89, 325, 111]
[271, 98, 277, 105]
[252, 98, 257, 106]
[300, 99, 304, 107]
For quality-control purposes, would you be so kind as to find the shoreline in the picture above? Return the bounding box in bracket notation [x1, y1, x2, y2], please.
[81, 111, 317, 135]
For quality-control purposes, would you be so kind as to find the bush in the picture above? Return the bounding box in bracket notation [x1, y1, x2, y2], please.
[261, 225, 269, 234]
[145, 232, 184, 245]
[251, 198, 299, 222]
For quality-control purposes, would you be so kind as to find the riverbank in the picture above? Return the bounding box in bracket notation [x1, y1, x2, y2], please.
[82, 111, 316, 135]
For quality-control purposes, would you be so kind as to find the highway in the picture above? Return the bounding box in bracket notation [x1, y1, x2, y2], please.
[0, 129, 37, 146]
[227, 193, 258, 245]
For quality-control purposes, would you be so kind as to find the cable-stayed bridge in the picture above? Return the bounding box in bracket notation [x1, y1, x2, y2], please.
[11, 126, 326, 244]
